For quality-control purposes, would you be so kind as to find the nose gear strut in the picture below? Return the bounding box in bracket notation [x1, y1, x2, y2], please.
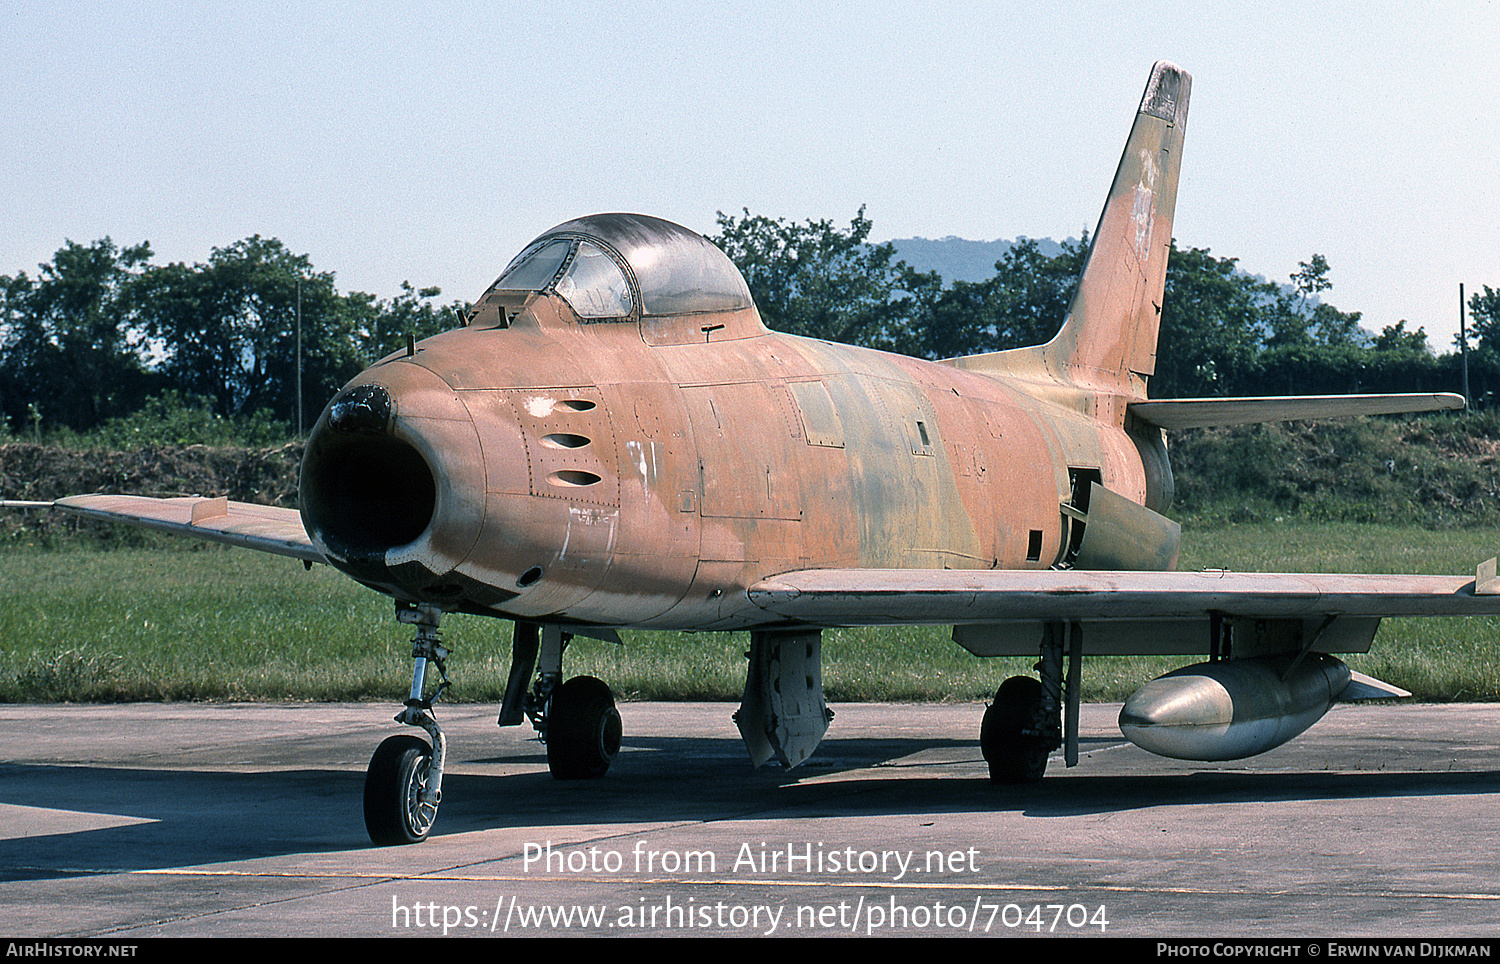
[364, 602, 451, 845]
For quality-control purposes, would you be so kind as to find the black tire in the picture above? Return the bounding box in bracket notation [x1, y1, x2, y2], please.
[980, 675, 1050, 785]
[547, 675, 622, 780]
[364, 734, 436, 845]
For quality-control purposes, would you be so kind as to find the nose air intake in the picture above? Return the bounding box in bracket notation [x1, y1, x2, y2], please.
[301, 385, 438, 563]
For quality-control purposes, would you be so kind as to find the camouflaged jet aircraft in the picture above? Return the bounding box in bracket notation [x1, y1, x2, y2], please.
[26, 63, 1498, 845]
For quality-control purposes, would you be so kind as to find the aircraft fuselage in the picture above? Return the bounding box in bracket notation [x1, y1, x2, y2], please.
[301, 290, 1171, 632]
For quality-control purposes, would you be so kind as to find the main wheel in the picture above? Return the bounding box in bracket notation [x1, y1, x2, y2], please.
[364, 734, 437, 845]
[980, 675, 1050, 784]
[547, 675, 622, 780]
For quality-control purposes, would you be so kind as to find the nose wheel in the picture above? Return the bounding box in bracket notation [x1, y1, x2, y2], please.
[364, 734, 438, 845]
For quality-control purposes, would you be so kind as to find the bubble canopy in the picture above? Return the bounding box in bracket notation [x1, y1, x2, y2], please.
[484, 214, 753, 321]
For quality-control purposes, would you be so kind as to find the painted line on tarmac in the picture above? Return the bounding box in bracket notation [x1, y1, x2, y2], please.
[99, 867, 1500, 902]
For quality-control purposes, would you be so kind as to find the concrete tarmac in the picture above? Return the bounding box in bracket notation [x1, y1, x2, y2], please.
[2, 700, 1498, 938]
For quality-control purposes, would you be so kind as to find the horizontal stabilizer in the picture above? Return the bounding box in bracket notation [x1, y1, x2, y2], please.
[50, 494, 323, 564]
[1337, 671, 1411, 702]
[1129, 393, 1464, 429]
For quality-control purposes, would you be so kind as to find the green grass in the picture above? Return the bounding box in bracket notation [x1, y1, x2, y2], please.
[2, 522, 1499, 703]
[0, 546, 405, 701]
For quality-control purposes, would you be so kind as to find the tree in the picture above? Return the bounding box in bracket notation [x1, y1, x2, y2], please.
[1363, 320, 1439, 394]
[895, 238, 1086, 360]
[1, 234, 463, 437]
[131, 237, 363, 425]
[1290, 254, 1332, 310]
[1152, 244, 1267, 398]
[710, 207, 919, 353]
[990, 237, 1088, 349]
[343, 281, 453, 366]
[1254, 255, 1371, 395]
[0, 238, 160, 432]
[1467, 285, 1500, 355]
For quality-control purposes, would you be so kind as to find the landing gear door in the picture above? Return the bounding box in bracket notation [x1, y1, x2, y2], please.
[1071, 481, 1181, 571]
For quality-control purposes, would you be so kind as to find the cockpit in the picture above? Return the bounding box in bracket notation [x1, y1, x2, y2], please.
[468, 214, 754, 328]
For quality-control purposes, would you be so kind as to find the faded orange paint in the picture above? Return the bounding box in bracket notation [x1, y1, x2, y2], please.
[306, 273, 1168, 629]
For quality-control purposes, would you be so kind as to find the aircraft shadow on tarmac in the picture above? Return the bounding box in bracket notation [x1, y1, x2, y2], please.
[4, 729, 1500, 880]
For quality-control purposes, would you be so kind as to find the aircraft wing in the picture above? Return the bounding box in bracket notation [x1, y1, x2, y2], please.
[43, 494, 323, 564]
[1129, 392, 1464, 429]
[748, 564, 1500, 626]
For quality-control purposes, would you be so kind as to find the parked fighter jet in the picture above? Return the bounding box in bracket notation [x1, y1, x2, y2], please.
[29, 63, 1498, 845]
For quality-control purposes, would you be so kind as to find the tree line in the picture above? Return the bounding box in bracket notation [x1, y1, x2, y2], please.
[0, 236, 454, 437]
[4, 212, 1498, 439]
[712, 208, 1500, 403]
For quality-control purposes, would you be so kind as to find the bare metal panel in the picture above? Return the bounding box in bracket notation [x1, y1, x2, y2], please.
[786, 380, 845, 448]
[1071, 481, 1181, 571]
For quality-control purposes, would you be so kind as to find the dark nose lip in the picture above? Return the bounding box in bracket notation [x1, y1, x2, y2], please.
[324, 384, 394, 436]
[301, 361, 496, 607]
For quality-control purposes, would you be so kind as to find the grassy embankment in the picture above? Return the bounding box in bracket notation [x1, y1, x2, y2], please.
[2, 523, 1498, 704]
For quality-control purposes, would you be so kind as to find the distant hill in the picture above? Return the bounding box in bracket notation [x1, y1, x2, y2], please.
[888, 235, 1306, 315]
[885, 236, 1075, 284]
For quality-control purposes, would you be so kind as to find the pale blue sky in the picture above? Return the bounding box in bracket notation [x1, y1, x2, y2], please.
[4, 1, 1497, 350]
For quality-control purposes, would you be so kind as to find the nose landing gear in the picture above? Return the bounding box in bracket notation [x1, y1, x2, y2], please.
[364, 603, 450, 846]
[364, 734, 438, 844]
[364, 613, 625, 845]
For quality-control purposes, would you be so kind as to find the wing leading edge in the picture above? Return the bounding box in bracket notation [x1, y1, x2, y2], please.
[748, 565, 1500, 656]
[50, 494, 323, 564]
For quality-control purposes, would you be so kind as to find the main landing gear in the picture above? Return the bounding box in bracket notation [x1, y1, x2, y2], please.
[980, 621, 1082, 784]
[544, 675, 623, 779]
[363, 611, 623, 846]
[980, 675, 1052, 784]
[502, 622, 622, 780]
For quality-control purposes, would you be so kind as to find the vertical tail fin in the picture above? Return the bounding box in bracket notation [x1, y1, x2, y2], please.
[953, 62, 1190, 398]
[1059, 61, 1190, 394]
